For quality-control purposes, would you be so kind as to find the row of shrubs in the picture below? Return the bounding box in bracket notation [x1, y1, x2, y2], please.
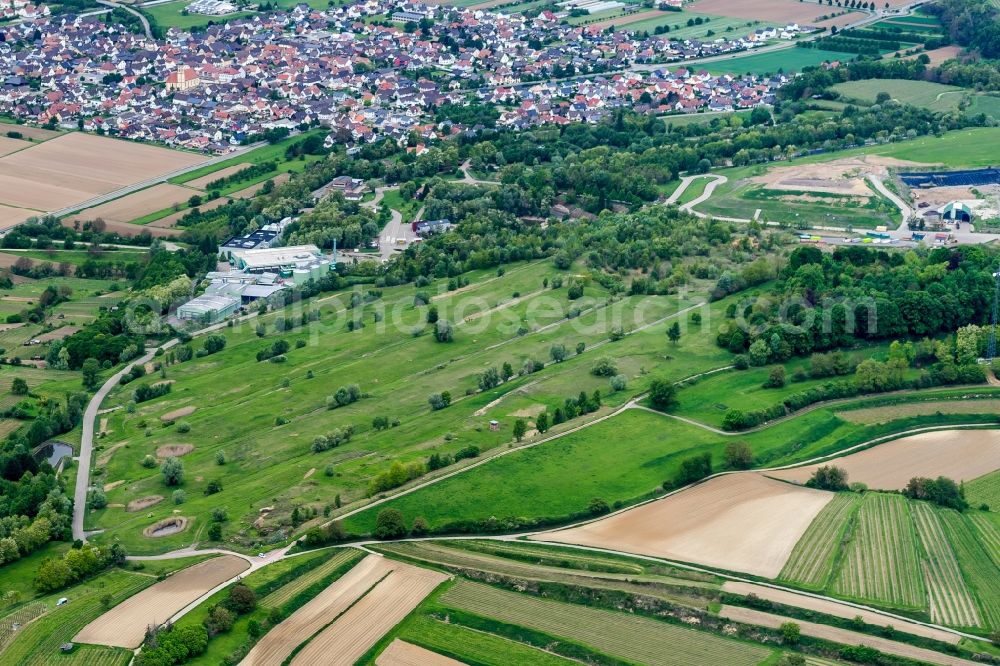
[723, 362, 985, 431]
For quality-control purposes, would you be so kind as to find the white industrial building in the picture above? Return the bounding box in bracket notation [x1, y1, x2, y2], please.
[176, 294, 240, 322]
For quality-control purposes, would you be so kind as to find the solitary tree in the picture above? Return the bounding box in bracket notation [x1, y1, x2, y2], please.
[434, 319, 454, 343]
[648, 379, 678, 411]
[724, 441, 754, 469]
[667, 321, 681, 345]
[81, 358, 100, 390]
[513, 419, 527, 442]
[535, 412, 550, 434]
[374, 508, 407, 539]
[161, 457, 184, 486]
[10, 378, 27, 395]
[549, 343, 567, 363]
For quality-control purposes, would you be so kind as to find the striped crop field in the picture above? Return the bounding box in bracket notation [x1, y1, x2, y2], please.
[969, 513, 1000, 568]
[779, 493, 859, 589]
[261, 549, 361, 608]
[832, 493, 925, 609]
[965, 469, 1000, 515]
[938, 509, 1000, 629]
[911, 503, 980, 628]
[439, 580, 770, 666]
[2, 571, 147, 666]
[0, 603, 46, 652]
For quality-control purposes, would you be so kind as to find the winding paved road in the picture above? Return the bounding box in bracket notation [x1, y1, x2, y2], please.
[73, 348, 162, 540]
[97, 0, 152, 39]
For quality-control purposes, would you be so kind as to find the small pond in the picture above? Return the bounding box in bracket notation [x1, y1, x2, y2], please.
[34, 441, 72, 467]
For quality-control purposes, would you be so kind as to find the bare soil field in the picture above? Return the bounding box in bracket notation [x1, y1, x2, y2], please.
[0, 136, 30, 157]
[184, 162, 252, 189]
[536, 473, 832, 578]
[34, 326, 81, 342]
[838, 400, 1000, 424]
[0, 133, 206, 211]
[77, 218, 184, 238]
[718, 606, 977, 666]
[770, 429, 1000, 490]
[126, 495, 164, 512]
[591, 9, 666, 29]
[73, 555, 248, 648]
[243, 554, 398, 666]
[0, 205, 36, 231]
[686, 0, 866, 27]
[376, 639, 464, 666]
[161, 405, 196, 421]
[290, 562, 448, 666]
[0, 122, 63, 141]
[156, 444, 194, 457]
[68, 184, 199, 225]
[904, 45, 962, 66]
[754, 155, 919, 196]
[721, 581, 958, 644]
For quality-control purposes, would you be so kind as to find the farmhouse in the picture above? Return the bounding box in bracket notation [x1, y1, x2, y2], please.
[176, 294, 240, 322]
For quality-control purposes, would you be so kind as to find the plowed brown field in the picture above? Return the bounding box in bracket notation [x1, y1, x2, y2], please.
[770, 429, 1000, 490]
[0, 133, 205, 211]
[535, 473, 832, 577]
[290, 562, 448, 666]
[376, 639, 464, 666]
[73, 555, 249, 648]
[242, 554, 396, 666]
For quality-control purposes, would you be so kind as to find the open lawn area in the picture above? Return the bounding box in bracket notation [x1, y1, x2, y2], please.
[831, 79, 967, 113]
[344, 387, 1000, 537]
[705, 47, 856, 76]
[84, 259, 722, 553]
[141, 0, 254, 29]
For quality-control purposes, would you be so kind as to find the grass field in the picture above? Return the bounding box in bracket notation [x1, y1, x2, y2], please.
[831, 79, 966, 113]
[86, 259, 730, 553]
[393, 614, 577, 666]
[832, 493, 924, 610]
[439, 580, 772, 666]
[793, 127, 1000, 168]
[967, 469, 1000, 513]
[343, 409, 724, 535]
[705, 47, 856, 76]
[673, 346, 899, 428]
[779, 493, 860, 590]
[345, 387, 1000, 536]
[620, 13, 769, 40]
[3, 249, 148, 267]
[140, 0, 254, 29]
[1, 569, 149, 666]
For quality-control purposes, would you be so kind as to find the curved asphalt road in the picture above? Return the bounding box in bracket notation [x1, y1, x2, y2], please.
[73, 349, 158, 540]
